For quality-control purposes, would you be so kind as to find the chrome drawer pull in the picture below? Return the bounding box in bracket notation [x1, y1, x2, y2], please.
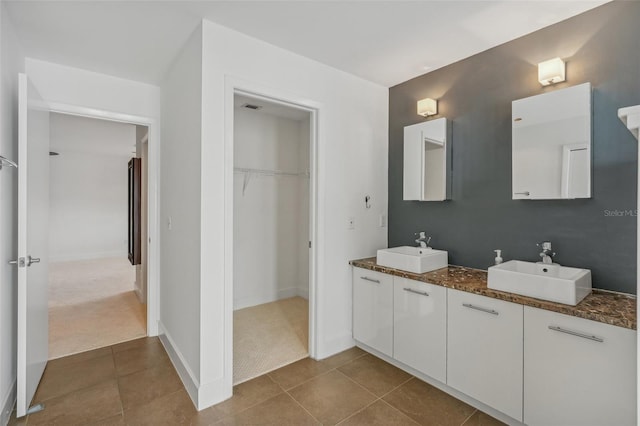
[548, 326, 604, 343]
[462, 303, 499, 316]
[360, 276, 380, 284]
[403, 287, 429, 297]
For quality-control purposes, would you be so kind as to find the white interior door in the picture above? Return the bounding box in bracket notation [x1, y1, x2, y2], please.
[16, 73, 50, 418]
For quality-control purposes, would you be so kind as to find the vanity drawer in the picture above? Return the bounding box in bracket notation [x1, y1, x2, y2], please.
[524, 306, 637, 426]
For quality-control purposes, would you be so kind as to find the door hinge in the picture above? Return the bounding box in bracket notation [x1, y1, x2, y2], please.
[308, 241, 312, 248]
[8, 257, 25, 267]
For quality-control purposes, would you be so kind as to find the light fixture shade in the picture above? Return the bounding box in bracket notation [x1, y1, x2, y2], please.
[417, 98, 438, 117]
[538, 57, 566, 86]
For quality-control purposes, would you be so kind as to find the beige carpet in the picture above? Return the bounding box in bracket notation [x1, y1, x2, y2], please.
[48, 257, 146, 359]
[234, 296, 309, 385]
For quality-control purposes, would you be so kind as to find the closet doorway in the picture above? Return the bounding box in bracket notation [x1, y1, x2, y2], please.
[233, 93, 312, 384]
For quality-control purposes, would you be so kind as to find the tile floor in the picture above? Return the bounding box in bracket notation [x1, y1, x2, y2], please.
[9, 337, 505, 425]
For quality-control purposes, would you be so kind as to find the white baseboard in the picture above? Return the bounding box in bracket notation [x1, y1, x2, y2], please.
[50, 250, 128, 263]
[316, 332, 355, 360]
[0, 379, 16, 426]
[158, 322, 231, 411]
[158, 322, 200, 409]
[197, 377, 231, 410]
[233, 287, 298, 310]
[133, 286, 145, 304]
[355, 341, 523, 426]
[296, 287, 309, 300]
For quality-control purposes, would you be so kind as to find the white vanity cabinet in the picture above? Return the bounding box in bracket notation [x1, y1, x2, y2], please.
[393, 278, 447, 383]
[352, 267, 394, 357]
[523, 306, 637, 426]
[447, 289, 523, 422]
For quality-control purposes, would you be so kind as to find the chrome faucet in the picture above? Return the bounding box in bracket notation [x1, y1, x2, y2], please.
[415, 232, 431, 248]
[537, 241, 556, 264]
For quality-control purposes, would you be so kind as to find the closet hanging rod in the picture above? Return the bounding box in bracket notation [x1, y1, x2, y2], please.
[233, 167, 308, 177]
[0, 155, 18, 170]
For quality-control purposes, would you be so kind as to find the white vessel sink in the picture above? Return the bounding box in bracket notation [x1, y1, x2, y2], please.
[488, 260, 591, 306]
[377, 246, 448, 274]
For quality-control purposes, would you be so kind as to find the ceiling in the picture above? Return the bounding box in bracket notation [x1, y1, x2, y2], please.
[4, 1, 609, 88]
[235, 94, 310, 121]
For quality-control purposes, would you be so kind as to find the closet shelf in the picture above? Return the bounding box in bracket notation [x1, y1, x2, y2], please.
[234, 167, 309, 177]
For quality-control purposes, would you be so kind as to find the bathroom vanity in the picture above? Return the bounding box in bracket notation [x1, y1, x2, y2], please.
[350, 258, 637, 426]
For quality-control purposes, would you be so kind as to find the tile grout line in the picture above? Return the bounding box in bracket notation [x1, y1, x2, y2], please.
[210, 375, 311, 424]
[283, 387, 324, 425]
[328, 368, 393, 423]
[332, 368, 380, 400]
[377, 376, 415, 400]
[265, 349, 368, 391]
[326, 371, 415, 425]
[270, 365, 334, 392]
[267, 353, 377, 425]
[111, 346, 126, 421]
[331, 368, 416, 425]
[459, 409, 479, 426]
[218, 377, 290, 422]
[211, 352, 373, 425]
[377, 399, 422, 426]
[334, 398, 380, 425]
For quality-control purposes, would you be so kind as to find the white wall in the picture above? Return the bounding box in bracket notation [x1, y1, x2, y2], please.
[158, 24, 203, 397]
[48, 113, 134, 262]
[25, 59, 160, 119]
[198, 20, 388, 408]
[0, 5, 24, 423]
[233, 107, 309, 310]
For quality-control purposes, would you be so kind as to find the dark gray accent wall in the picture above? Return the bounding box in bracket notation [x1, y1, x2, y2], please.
[388, 1, 640, 294]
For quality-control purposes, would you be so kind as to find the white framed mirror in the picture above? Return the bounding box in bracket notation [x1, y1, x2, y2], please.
[512, 82, 592, 200]
[403, 117, 451, 201]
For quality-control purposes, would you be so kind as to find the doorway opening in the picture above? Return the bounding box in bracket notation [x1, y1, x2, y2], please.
[47, 112, 149, 359]
[232, 93, 312, 384]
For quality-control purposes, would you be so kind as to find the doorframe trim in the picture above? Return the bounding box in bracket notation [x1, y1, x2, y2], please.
[46, 101, 160, 337]
[223, 76, 323, 396]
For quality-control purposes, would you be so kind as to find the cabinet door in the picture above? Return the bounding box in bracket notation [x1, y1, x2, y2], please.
[394, 278, 446, 382]
[524, 307, 637, 426]
[352, 267, 393, 356]
[447, 289, 523, 421]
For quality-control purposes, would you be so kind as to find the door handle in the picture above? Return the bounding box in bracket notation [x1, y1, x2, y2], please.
[462, 303, 499, 316]
[26, 256, 40, 267]
[548, 326, 604, 343]
[403, 287, 429, 297]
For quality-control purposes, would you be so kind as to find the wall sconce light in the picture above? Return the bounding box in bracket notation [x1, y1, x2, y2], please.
[417, 98, 438, 117]
[538, 57, 565, 86]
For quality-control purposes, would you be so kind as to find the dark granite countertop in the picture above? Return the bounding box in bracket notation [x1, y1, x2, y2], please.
[350, 257, 637, 330]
